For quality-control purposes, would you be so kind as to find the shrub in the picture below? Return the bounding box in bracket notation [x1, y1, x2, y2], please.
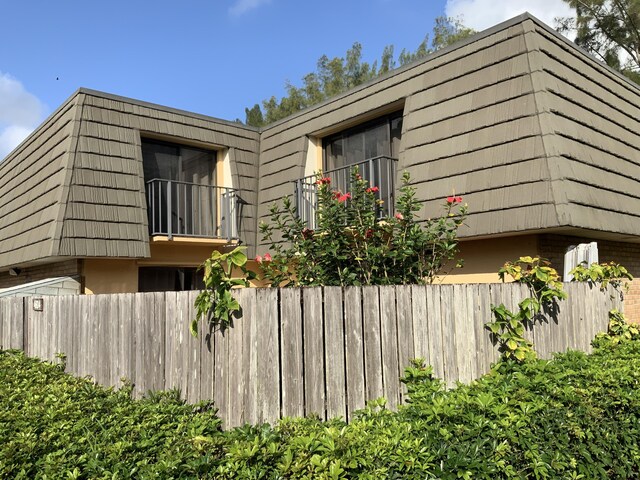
[0, 350, 223, 478]
[4, 338, 640, 478]
[259, 170, 468, 287]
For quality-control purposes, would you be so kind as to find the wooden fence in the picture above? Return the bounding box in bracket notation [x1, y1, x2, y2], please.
[0, 283, 622, 428]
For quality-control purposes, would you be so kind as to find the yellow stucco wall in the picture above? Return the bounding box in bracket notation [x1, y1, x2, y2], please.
[83, 259, 139, 294]
[139, 241, 223, 267]
[82, 235, 541, 293]
[437, 235, 540, 284]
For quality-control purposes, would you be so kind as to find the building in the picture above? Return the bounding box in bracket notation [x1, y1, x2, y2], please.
[1, 13, 638, 316]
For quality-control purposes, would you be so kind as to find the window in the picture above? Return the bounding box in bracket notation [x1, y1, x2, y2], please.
[141, 139, 216, 185]
[323, 111, 403, 171]
[138, 267, 204, 292]
[142, 138, 232, 238]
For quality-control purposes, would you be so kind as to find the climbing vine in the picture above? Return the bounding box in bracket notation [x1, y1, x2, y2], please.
[191, 246, 256, 336]
[486, 257, 567, 362]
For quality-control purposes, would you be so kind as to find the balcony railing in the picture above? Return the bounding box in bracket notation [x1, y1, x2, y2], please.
[146, 179, 239, 240]
[294, 155, 397, 229]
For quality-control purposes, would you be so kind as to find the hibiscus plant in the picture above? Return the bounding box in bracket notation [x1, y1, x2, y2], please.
[259, 170, 468, 287]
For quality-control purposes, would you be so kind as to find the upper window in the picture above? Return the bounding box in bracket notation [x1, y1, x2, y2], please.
[323, 111, 403, 171]
[141, 138, 216, 185]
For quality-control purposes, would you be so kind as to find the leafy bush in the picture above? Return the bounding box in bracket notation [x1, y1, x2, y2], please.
[3, 339, 640, 478]
[570, 261, 633, 292]
[0, 350, 223, 478]
[259, 170, 467, 286]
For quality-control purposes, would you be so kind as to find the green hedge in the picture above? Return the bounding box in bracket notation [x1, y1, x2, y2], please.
[2, 339, 640, 478]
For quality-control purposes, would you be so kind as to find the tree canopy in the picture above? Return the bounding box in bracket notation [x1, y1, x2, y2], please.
[557, 0, 640, 84]
[244, 16, 475, 127]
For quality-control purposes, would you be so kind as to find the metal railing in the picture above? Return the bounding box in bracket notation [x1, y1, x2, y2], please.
[146, 179, 239, 240]
[294, 156, 397, 229]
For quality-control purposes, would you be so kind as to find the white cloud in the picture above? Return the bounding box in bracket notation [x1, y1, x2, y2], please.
[228, 0, 271, 16]
[445, 0, 574, 33]
[0, 72, 45, 160]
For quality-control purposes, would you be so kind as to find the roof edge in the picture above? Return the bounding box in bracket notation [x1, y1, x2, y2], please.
[260, 12, 640, 132]
[0, 88, 83, 165]
[259, 13, 538, 132]
[76, 88, 261, 133]
[521, 12, 640, 94]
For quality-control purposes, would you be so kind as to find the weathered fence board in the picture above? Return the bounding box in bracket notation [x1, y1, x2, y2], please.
[281, 288, 304, 419]
[0, 283, 621, 428]
[344, 287, 365, 416]
[302, 287, 324, 418]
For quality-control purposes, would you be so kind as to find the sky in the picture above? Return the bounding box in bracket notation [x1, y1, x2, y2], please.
[0, 0, 575, 158]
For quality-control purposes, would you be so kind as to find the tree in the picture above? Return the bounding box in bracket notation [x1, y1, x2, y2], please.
[557, 0, 640, 84]
[245, 16, 475, 127]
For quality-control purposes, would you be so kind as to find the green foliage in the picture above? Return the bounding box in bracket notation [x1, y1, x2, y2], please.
[259, 170, 467, 286]
[486, 257, 567, 362]
[570, 261, 634, 292]
[557, 0, 640, 84]
[192, 246, 256, 336]
[593, 309, 640, 347]
[0, 350, 223, 479]
[6, 336, 640, 478]
[245, 17, 475, 127]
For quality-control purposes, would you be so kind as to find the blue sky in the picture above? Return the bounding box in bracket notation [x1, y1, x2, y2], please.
[0, 0, 574, 158]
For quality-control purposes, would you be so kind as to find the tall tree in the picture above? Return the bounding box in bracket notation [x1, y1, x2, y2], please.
[557, 0, 640, 84]
[245, 16, 475, 127]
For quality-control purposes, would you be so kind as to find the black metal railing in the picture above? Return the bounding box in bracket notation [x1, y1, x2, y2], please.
[146, 179, 239, 240]
[294, 155, 397, 229]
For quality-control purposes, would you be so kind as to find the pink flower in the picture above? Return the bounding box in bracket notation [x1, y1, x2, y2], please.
[316, 177, 331, 185]
[264, 252, 272, 262]
[338, 192, 351, 203]
[366, 186, 379, 193]
[446, 196, 463, 204]
[395, 213, 404, 220]
[255, 255, 263, 264]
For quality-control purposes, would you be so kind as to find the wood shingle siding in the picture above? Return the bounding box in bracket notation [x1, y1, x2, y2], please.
[0, 96, 80, 267]
[523, 21, 640, 237]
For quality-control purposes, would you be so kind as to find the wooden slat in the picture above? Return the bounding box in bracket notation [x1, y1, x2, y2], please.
[213, 319, 229, 427]
[363, 286, 383, 402]
[411, 285, 428, 362]
[182, 291, 200, 403]
[197, 291, 215, 406]
[440, 285, 458, 386]
[396, 285, 414, 403]
[474, 284, 494, 375]
[227, 291, 245, 427]
[380, 286, 400, 409]
[303, 287, 325, 418]
[242, 284, 262, 424]
[344, 286, 365, 418]
[324, 286, 346, 420]
[240, 288, 257, 425]
[281, 288, 304, 419]
[256, 288, 280, 424]
[426, 285, 445, 381]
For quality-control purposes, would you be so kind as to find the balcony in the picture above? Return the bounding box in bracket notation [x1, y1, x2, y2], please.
[146, 179, 239, 240]
[294, 155, 397, 228]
